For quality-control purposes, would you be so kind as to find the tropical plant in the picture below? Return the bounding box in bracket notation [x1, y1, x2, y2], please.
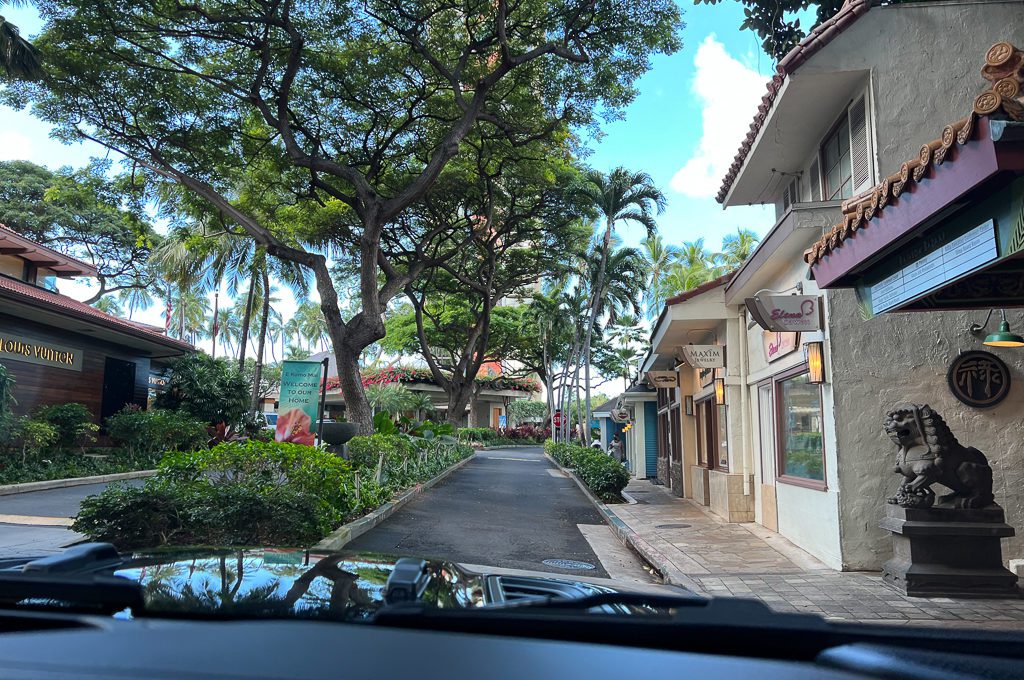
[105, 406, 208, 457]
[153, 354, 249, 426]
[34, 402, 97, 452]
[365, 383, 416, 417]
[640, 234, 680, 319]
[0, 1, 40, 80]
[507, 400, 546, 426]
[717, 228, 760, 268]
[574, 168, 665, 443]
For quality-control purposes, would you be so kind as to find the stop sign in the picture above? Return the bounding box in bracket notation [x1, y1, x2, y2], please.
[552, 410, 563, 427]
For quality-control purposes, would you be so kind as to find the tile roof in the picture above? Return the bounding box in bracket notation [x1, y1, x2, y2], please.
[663, 270, 735, 306]
[804, 41, 1024, 266]
[0, 275, 193, 352]
[716, 0, 873, 204]
[0, 224, 98, 277]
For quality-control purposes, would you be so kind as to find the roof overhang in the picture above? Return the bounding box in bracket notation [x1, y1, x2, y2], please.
[644, 284, 730, 372]
[722, 70, 869, 207]
[809, 117, 1024, 313]
[0, 230, 98, 278]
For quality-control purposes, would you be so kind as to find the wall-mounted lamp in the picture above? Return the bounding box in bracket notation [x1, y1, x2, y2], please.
[805, 341, 826, 384]
[713, 378, 726, 406]
[684, 395, 694, 416]
[970, 309, 1024, 348]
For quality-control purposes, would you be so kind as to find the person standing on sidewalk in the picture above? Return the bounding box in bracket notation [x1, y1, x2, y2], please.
[609, 434, 624, 463]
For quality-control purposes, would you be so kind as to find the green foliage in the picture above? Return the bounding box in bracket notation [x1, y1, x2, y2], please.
[105, 406, 208, 456]
[13, 417, 58, 461]
[154, 354, 249, 426]
[75, 437, 474, 549]
[0, 363, 15, 415]
[0, 447, 162, 486]
[365, 383, 415, 416]
[506, 400, 546, 426]
[457, 427, 498, 444]
[545, 440, 629, 500]
[34, 403, 97, 451]
[372, 411, 398, 436]
[0, 159, 157, 304]
[694, 0, 845, 62]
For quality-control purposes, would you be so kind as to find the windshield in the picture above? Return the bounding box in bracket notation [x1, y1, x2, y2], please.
[1, 0, 1023, 642]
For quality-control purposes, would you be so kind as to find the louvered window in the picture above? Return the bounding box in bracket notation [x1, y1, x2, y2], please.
[817, 92, 873, 201]
[849, 95, 871, 193]
[808, 158, 821, 201]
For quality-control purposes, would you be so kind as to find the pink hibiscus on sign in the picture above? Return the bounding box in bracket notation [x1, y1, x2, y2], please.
[275, 408, 316, 446]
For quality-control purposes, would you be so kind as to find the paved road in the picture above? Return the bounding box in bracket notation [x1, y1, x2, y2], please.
[348, 447, 647, 580]
[0, 480, 142, 558]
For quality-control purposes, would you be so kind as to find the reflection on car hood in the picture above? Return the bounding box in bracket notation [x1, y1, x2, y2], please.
[113, 549, 486, 621]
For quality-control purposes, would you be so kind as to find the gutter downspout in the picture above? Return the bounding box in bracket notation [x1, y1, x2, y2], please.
[738, 307, 754, 496]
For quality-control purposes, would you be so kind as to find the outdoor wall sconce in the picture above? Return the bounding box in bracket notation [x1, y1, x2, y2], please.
[969, 309, 1024, 348]
[713, 378, 726, 406]
[684, 395, 694, 416]
[805, 341, 826, 384]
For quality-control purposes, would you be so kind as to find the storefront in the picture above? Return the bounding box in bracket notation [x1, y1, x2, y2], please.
[594, 384, 658, 479]
[0, 226, 193, 423]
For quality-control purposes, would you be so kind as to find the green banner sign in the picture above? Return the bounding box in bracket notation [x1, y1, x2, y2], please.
[276, 360, 324, 446]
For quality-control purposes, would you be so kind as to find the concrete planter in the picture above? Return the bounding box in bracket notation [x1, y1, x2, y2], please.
[320, 422, 359, 447]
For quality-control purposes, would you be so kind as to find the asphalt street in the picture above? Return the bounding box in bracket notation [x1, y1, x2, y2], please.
[0, 479, 143, 557]
[348, 446, 640, 579]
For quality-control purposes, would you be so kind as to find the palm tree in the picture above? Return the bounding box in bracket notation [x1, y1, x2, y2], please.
[168, 291, 211, 344]
[295, 301, 329, 351]
[117, 285, 154, 319]
[576, 168, 665, 444]
[639, 234, 680, 320]
[93, 296, 124, 317]
[365, 383, 415, 416]
[0, 2, 41, 80]
[717, 227, 760, 268]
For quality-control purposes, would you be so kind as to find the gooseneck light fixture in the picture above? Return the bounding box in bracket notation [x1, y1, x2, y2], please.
[805, 341, 826, 384]
[984, 310, 1024, 348]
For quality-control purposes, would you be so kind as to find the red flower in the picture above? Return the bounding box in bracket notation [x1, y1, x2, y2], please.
[275, 408, 316, 446]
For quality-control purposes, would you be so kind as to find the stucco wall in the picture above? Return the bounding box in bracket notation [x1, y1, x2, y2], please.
[799, 0, 1024, 180]
[828, 289, 1024, 569]
[777, 481, 844, 570]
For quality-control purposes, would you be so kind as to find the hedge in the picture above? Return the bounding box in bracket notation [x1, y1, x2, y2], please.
[545, 440, 629, 501]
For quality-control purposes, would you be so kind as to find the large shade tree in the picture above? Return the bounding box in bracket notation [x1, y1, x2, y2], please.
[11, 0, 681, 432]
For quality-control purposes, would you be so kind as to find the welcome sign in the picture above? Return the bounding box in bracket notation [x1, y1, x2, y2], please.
[276, 360, 325, 446]
[745, 295, 823, 333]
[0, 334, 83, 371]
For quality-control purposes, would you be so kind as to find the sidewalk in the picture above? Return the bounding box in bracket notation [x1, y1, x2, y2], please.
[613, 480, 1024, 629]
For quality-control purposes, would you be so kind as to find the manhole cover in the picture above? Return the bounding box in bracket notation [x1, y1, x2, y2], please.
[655, 524, 691, 529]
[542, 559, 596, 570]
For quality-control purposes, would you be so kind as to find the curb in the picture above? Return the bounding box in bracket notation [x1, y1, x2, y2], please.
[313, 453, 476, 551]
[478, 444, 544, 450]
[0, 470, 158, 496]
[545, 453, 707, 596]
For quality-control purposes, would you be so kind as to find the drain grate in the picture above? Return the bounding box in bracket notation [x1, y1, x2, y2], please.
[655, 524, 691, 529]
[542, 558, 596, 570]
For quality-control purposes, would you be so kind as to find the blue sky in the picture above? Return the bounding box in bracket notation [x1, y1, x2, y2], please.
[0, 2, 779, 335]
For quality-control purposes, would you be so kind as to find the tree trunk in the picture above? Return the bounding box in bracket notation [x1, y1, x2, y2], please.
[250, 267, 271, 413]
[237, 273, 256, 371]
[334, 341, 373, 434]
[582, 217, 614, 446]
[444, 378, 476, 429]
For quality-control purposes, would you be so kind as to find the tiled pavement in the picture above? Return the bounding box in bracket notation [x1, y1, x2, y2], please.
[613, 480, 1024, 629]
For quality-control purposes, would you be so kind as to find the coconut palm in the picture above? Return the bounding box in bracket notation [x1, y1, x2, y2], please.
[407, 392, 436, 422]
[215, 307, 241, 359]
[576, 168, 665, 444]
[117, 285, 154, 319]
[717, 227, 760, 268]
[295, 301, 330, 351]
[639, 234, 680, 320]
[365, 383, 416, 416]
[92, 296, 123, 317]
[168, 291, 211, 344]
[0, 2, 41, 80]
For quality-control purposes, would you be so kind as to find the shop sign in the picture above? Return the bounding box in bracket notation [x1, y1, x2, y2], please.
[866, 219, 998, 315]
[646, 371, 678, 389]
[276, 360, 325, 446]
[0, 334, 82, 371]
[680, 345, 724, 368]
[762, 331, 800, 363]
[746, 295, 822, 332]
[699, 366, 716, 388]
[947, 350, 1011, 408]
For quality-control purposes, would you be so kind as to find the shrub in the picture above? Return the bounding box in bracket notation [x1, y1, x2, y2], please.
[154, 353, 249, 426]
[34, 403, 97, 452]
[105, 406, 208, 456]
[457, 427, 497, 443]
[14, 417, 58, 462]
[545, 440, 629, 500]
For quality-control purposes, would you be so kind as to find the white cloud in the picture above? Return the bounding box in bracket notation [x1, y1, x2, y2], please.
[0, 130, 33, 161]
[670, 36, 768, 198]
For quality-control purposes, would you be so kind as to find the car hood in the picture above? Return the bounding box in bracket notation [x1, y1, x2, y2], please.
[110, 548, 485, 621]
[110, 548, 622, 621]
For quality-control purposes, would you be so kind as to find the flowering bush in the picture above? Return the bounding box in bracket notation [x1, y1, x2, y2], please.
[323, 367, 541, 394]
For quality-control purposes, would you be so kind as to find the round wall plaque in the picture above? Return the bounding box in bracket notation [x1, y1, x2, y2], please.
[947, 351, 1011, 408]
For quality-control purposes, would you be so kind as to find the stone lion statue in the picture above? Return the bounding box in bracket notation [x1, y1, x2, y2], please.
[884, 403, 995, 509]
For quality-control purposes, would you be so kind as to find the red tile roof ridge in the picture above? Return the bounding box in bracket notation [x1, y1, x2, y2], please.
[0, 275, 193, 352]
[663, 270, 736, 307]
[804, 42, 1024, 266]
[717, 0, 873, 204]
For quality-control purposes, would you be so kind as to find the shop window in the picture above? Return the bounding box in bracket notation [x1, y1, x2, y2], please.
[775, 366, 825, 488]
[716, 404, 729, 471]
[757, 382, 775, 482]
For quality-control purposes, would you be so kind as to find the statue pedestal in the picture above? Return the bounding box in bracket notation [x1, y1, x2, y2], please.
[881, 504, 1019, 598]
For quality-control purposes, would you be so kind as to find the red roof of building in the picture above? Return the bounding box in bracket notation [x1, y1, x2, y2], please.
[716, 0, 873, 204]
[0, 224, 98, 278]
[0, 275, 193, 352]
